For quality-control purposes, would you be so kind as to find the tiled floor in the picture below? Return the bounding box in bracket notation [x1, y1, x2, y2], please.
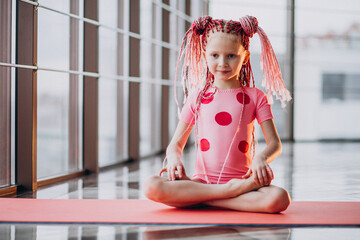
[1, 142, 360, 239]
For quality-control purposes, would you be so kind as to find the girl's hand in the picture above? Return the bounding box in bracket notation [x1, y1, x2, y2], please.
[242, 157, 274, 186]
[159, 160, 187, 181]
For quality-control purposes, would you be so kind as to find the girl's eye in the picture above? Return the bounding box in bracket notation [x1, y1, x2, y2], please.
[211, 54, 218, 58]
[228, 54, 235, 58]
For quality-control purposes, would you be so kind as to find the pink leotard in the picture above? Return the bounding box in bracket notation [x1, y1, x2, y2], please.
[180, 86, 273, 184]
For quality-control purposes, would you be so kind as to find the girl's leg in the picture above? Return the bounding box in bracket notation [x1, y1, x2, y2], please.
[204, 185, 291, 213]
[143, 175, 260, 208]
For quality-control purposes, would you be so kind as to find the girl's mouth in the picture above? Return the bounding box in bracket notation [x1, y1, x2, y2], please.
[217, 70, 230, 74]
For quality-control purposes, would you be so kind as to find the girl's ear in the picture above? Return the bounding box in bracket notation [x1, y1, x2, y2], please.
[243, 50, 250, 65]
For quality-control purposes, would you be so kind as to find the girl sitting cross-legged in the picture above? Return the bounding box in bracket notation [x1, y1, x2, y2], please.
[143, 15, 292, 213]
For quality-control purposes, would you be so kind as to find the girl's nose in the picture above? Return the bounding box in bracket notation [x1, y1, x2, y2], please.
[218, 56, 228, 66]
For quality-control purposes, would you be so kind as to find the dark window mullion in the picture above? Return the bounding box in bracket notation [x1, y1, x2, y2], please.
[16, 0, 38, 191]
[83, 0, 99, 173]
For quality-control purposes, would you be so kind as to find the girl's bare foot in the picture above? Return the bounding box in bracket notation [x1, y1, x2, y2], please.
[226, 179, 246, 197]
[226, 176, 261, 197]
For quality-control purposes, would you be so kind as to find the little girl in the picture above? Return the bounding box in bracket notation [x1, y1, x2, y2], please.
[143, 16, 292, 213]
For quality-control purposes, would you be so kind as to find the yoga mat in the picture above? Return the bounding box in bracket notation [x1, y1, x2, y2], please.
[0, 199, 359, 226]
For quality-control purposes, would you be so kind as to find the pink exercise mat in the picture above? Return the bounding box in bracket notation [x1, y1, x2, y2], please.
[1, 199, 359, 226]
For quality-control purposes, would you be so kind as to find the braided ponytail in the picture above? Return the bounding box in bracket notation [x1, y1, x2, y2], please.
[175, 16, 215, 116]
[239, 15, 292, 107]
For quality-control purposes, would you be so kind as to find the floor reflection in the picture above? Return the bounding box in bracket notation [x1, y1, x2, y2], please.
[1, 224, 291, 240]
[142, 226, 291, 240]
[2, 142, 360, 239]
[3, 224, 360, 240]
[11, 142, 360, 201]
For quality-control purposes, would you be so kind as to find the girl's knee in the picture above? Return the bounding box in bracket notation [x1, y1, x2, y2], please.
[266, 187, 291, 213]
[143, 176, 167, 202]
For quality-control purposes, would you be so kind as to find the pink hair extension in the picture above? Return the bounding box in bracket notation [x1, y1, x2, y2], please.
[239, 16, 292, 107]
[174, 16, 216, 118]
[257, 27, 292, 107]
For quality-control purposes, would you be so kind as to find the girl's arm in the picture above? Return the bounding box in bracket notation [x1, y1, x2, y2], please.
[243, 119, 282, 186]
[160, 120, 193, 181]
[257, 119, 282, 164]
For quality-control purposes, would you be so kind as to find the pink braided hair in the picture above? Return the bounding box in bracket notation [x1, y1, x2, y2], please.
[238, 16, 292, 107]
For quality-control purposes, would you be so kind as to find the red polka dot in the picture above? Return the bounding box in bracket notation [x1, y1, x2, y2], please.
[201, 93, 214, 104]
[238, 141, 249, 153]
[236, 92, 250, 104]
[200, 139, 210, 151]
[215, 112, 232, 126]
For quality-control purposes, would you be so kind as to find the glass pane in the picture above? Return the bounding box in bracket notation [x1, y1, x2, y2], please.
[37, 2, 83, 179]
[68, 73, 83, 171]
[69, 0, 84, 170]
[37, 71, 70, 179]
[139, 82, 162, 156]
[37, 7, 70, 70]
[139, 1, 162, 156]
[98, 0, 117, 27]
[0, 0, 12, 188]
[98, 29, 119, 167]
[38, 0, 70, 14]
[294, 0, 360, 140]
[98, 2, 128, 166]
[0, 69, 11, 188]
[99, 78, 124, 166]
[37, 71, 82, 179]
[167, 10, 177, 142]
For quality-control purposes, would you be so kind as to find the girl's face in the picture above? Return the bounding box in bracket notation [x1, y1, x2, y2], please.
[205, 32, 249, 89]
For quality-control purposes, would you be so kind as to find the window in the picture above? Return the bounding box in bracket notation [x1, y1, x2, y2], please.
[323, 73, 360, 102]
[139, 0, 163, 157]
[346, 74, 360, 101]
[37, 0, 84, 179]
[322, 73, 345, 101]
[98, 0, 128, 166]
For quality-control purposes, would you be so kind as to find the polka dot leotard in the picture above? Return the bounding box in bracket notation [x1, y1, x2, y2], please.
[180, 86, 273, 184]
